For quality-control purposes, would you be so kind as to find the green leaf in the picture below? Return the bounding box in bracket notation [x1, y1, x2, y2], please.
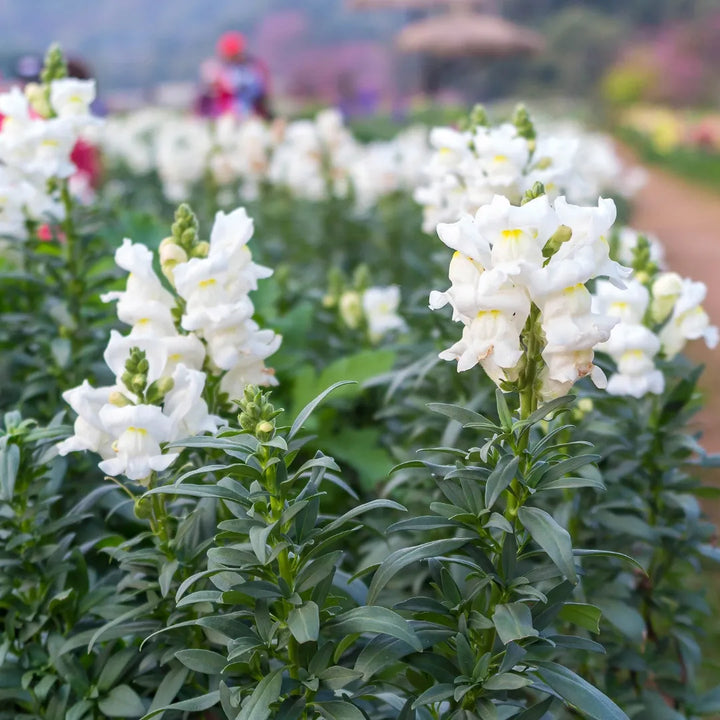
[159, 559, 179, 598]
[538, 476, 605, 492]
[287, 602, 320, 644]
[98, 685, 146, 718]
[367, 538, 466, 604]
[249, 522, 276, 564]
[536, 455, 600, 486]
[97, 648, 138, 692]
[483, 672, 532, 691]
[323, 498, 405, 535]
[427, 403, 497, 430]
[496, 389, 513, 430]
[485, 455, 520, 508]
[330, 606, 421, 651]
[595, 599, 646, 643]
[572, 549, 646, 575]
[147, 666, 190, 717]
[174, 649, 227, 675]
[517, 395, 574, 428]
[140, 691, 220, 720]
[314, 700, 367, 720]
[492, 603, 539, 645]
[289, 380, 357, 439]
[511, 697, 555, 720]
[518, 506, 576, 583]
[237, 667, 283, 720]
[412, 684, 455, 709]
[0, 443, 19, 501]
[534, 662, 628, 720]
[557, 603, 602, 634]
[317, 666, 364, 690]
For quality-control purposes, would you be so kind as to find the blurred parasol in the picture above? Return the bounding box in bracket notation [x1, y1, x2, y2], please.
[394, 13, 544, 57]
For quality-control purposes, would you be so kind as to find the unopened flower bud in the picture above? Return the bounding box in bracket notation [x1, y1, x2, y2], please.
[192, 241, 210, 258]
[256, 420, 275, 441]
[543, 224, 572, 258]
[109, 391, 132, 407]
[40, 44, 68, 86]
[651, 272, 683, 323]
[339, 291, 363, 329]
[145, 376, 175, 405]
[24, 83, 51, 118]
[512, 104, 536, 141]
[134, 497, 153, 519]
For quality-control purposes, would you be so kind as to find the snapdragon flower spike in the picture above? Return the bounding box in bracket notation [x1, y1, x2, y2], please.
[431, 192, 630, 401]
[657, 278, 719, 358]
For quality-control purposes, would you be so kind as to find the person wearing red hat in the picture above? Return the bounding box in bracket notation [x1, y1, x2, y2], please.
[196, 31, 271, 119]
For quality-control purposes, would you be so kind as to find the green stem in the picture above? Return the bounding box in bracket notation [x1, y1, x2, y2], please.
[60, 180, 84, 380]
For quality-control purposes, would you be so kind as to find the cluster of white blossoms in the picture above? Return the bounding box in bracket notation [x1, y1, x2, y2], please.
[592, 269, 718, 398]
[338, 285, 407, 344]
[0, 75, 97, 238]
[430, 192, 631, 400]
[414, 109, 642, 234]
[59, 205, 280, 482]
[97, 107, 429, 211]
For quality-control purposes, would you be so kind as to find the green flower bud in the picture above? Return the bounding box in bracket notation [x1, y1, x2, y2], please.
[521, 181, 546, 205]
[237, 385, 282, 440]
[134, 496, 153, 520]
[543, 224, 573, 259]
[171, 203, 199, 254]
[145, 376, 175, 405]
[40, 44, 68, 86]
[512, 104, 536, 141]
[192, 241, 210, 258]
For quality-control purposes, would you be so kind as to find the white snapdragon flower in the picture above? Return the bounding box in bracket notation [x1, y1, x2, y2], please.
[362, 286, 407, 343]
[601, 324, 664, 398]
[593, 279, 649, 325]
[468, 123, 529, 193]
[97, 404, 178, 482]
[439, 309, 525, 382]
[49, 78, 96, 119]
[101, 239, 177, 335]
[658, 279, 719, 358]
[164, 364, 219, 439]
[57, 381, 116, 458]
[432, 193, 628, 400]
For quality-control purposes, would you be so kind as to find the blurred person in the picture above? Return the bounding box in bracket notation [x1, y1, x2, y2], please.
[196, 31, 272, 119]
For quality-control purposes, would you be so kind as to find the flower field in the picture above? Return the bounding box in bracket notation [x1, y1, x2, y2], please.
[2, 47, 720, 720]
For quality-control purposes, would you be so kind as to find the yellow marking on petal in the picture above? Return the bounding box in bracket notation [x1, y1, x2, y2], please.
[562, 283, 585, 295]
[42, 138, 59, 147]
[477, 309, 502, 319]
[610, 301, 628, 312]
[439, 147, 452, 155]
[198, 278, 217, 288]
[501, 229, 523, 241]
[621, 350, 644, 362]
[169, 353, 182, 362]
[493, 154, 508, 162]
[127, 426, 148, 436]
[137, 318, 150, 325]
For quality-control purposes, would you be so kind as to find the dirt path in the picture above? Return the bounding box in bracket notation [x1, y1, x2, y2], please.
[622, 148, 720, 454]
